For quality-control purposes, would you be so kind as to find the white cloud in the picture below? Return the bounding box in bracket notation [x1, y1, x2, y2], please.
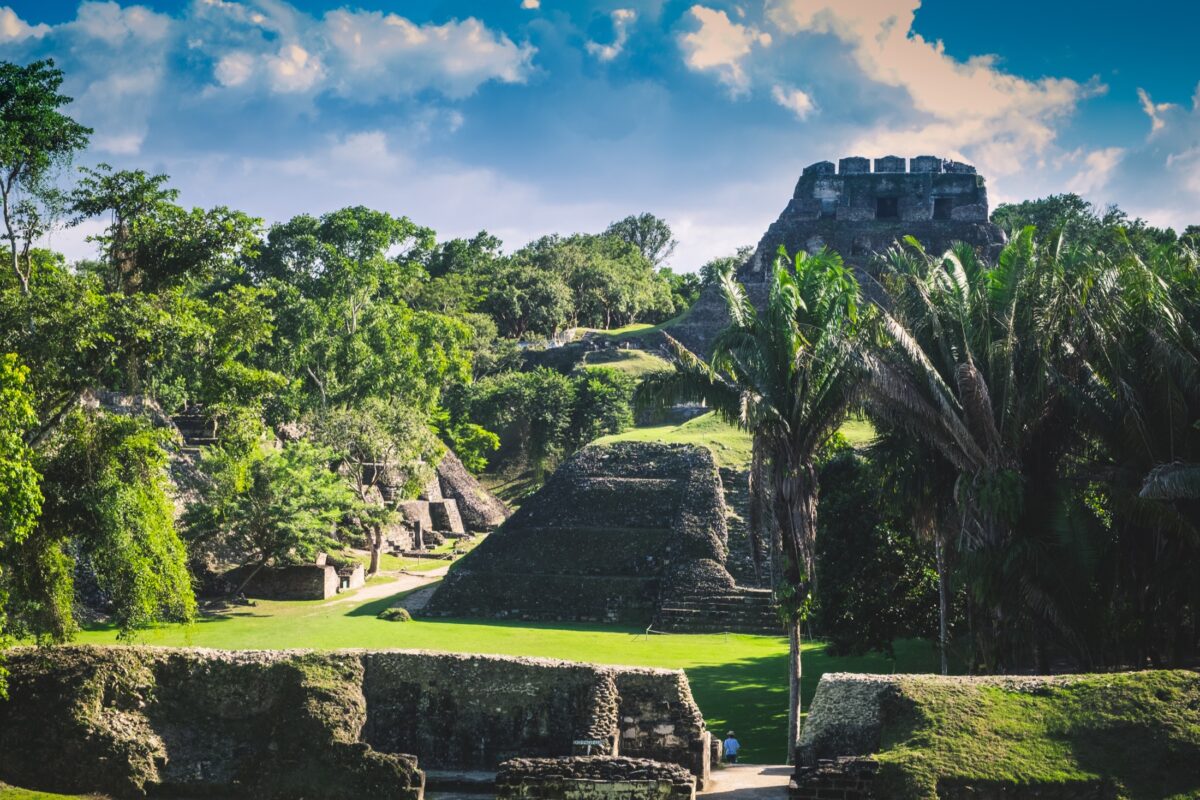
[766, 0, 1099, 179]
[264, 42, 324, 93]
[678, 5, 771, 95]
[214, 50, 255, 87]
[771, 83, 815, 120]
[10, 1, 178, 156]
[586, 9, 636, 63]
[1137, 87, 1175, 134]
[1065, 147, 1125, 195]
[319, 10, 533, 99]
[521, 0, 540, 8]
[0, 7, 49, 41]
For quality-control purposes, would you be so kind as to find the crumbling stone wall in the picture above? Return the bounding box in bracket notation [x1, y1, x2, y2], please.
[791, 757, 879, 800]
[0, 647, 711, 798]
[613, 671, 711, 780]
[232, 563, 340, 600]
[361, 652, 618, 770]
[497, 757, 697, 800]
[0, 646, 422, 800]
[423, 443, 735, 625]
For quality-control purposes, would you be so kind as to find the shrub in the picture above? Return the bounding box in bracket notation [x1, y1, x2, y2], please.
[378, 607, 412, 622]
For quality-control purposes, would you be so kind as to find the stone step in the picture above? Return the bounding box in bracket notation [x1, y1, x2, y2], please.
[657, 614, 777, 623]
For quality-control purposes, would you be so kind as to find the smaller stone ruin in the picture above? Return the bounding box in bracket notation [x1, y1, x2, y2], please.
[229, 557, 365, 601]
[384, 451, 510, 553]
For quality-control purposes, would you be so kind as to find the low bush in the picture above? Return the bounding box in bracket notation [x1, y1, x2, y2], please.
[378, 607, 412, 622]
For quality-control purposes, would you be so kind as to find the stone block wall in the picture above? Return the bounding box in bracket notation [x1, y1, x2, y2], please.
[361, 652, 614, 770]
[0, 647, 712, 798]
[497, 757, 696, 800]
[613, 671, 711, 784]
[0, 647, 423, 800]
[238, 563, 339, 600]
[790, 757, 878, 800]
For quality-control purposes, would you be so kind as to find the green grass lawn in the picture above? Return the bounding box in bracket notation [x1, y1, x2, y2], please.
[579, 348, 673, 378]
[339, 538, 480, 573]
[599, 412, 877, 469]
[0, 787, 101, 800]
[74, 581, 938, 765]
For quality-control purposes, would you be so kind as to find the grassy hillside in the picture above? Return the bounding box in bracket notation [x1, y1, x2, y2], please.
[598, 411, 877, 469]
[579, 348, 673, 378]
[873, 672, 1200, 799]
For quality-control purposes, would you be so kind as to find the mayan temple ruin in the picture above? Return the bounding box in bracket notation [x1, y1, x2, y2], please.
[671, 155, 1006, 354]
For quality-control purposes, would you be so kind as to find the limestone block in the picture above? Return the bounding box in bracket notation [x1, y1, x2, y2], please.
[910, 155, 942, 173]
[838, 156, 870, 175]
[874, 155, 905, 173]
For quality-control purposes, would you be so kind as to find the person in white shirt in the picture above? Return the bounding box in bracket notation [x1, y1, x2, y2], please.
[722, 731, 741, 763]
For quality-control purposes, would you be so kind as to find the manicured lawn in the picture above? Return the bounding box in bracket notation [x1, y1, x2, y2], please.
[75, 580, 939, 764]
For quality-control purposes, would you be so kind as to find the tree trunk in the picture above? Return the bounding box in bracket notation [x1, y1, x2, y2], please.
[773, 451, 818, 765]
[787, 618, 803, 764]
[1, 182, 29, 295]
[367, 523, 383, 577]
[936, 535, 949, 675]
[232, 557, 270, 598]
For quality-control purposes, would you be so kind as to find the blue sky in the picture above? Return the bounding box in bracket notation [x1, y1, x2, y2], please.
[2, 0, 1197, 270]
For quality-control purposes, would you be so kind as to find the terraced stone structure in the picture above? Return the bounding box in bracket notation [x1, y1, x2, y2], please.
[670, 155, 1006, 356]
[423, 442, 777, 632]
[0, 646, 713, 798]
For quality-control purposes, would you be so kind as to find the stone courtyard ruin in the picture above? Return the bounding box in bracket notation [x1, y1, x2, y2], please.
[0, 646, 713, 800]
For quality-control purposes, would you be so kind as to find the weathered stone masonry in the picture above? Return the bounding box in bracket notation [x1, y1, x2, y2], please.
[423, 442, 739, 627]
[669, 155, 1006, 357]
[0, 646, 711, 799]
[497, 757, 698, 800]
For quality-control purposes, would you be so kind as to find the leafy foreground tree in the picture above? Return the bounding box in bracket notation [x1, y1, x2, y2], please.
[5, 411, 196, 640]
[639, 249, 865, 760]
[185, 440, 358, 597]
[0, 354, 42, 692]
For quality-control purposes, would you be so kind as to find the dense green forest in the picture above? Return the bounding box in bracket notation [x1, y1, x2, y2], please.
[2, 55, 1200, 709]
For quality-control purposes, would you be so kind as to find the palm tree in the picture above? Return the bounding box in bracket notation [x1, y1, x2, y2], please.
[868, 427, 959, 674]
[862, 230, 1118, 670]
[639, 248, 864, 759]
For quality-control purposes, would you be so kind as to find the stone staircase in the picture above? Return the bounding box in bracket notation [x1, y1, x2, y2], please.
[171, 409, 218, 455]
[719, 467, 770, 589]
[655, 588, 782, 635]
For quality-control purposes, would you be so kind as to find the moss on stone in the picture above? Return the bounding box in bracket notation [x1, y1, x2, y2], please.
[861, 671, 1200, 799]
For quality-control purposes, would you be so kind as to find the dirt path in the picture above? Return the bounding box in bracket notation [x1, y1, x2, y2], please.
[328, 566, 449, 606]
[702, 765, 791, 800]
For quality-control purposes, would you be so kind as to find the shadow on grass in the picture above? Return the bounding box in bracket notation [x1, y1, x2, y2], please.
[688, 639, 941, 765]
[687, 652, 790, 764]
